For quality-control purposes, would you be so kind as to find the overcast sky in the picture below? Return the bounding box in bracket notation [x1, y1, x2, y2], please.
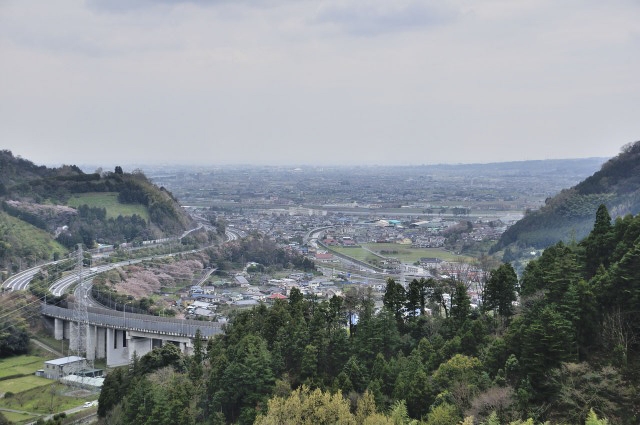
[1, 0, 639, 168]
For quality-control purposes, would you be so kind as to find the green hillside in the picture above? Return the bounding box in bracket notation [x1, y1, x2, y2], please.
[492, 140, 640, 253]
[0, 212, 67, 270]
[0, 150, 193, 270]
[66, 192, 150, 221]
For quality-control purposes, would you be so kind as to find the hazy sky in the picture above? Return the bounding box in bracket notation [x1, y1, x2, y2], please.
[1, 0, 639, 167]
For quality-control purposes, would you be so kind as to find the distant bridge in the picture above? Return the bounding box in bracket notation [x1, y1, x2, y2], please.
[41, 304, 223, 367]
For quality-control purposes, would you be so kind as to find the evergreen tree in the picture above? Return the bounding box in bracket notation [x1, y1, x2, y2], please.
[450, 282, 471, 332]
[406, 278, 429, 317]
[393, 350, 431, 418]
[211, 334, 275, 424]
[383, 278, 406, 325]
[511, 304, 576, 396]
[484, 263, 518, 320]
[98, 366, 130, 417]
[122, 377, 155, 425]
[581, 204, 614, 278]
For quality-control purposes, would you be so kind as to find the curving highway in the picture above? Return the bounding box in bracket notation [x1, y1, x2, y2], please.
[2, 265, 44, 292]
[6, 224, 240, 297]
[2, 261, 67, 292]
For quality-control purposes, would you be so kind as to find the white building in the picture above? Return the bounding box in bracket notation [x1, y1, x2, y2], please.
[43, 356, 87, 380]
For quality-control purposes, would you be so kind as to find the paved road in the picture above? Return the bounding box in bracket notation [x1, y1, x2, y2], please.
[31, 338, 64, 357]
[23, 402, 98, 425]
[1, 262, 66, 292]
[3, 210, 240, 294]
[3, 397, 98, 425]
[50, 261, 146, 297]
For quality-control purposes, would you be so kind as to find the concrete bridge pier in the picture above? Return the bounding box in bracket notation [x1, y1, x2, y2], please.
[41, 304, 223, 368]
[86, 325, 96, 361]
[64, 321, 71, 342]
[129, 336, 152, 361]
[69, 322, 79, 352]
[106, 328, 130, 367]
[96, 327, 106, 359]
[180, 340, 194, 356]
[54, 318, 64, 340]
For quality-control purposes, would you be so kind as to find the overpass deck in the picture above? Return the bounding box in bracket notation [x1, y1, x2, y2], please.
[42, 304, 223, 338]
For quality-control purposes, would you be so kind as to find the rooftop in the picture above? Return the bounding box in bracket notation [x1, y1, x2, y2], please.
[45, 356, 85, 366]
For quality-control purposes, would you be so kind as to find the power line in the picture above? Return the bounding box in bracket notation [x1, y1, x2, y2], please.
[0, 295, 45, 322]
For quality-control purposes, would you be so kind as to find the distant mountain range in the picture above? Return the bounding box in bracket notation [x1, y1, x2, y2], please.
[492, 141, 640, 253]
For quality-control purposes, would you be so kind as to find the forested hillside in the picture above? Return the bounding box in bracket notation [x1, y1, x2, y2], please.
[97, 205, 639, 425]
[492, 141, 640, 253]
[0, 292, 36, 357]
[0, 150, 192, 270]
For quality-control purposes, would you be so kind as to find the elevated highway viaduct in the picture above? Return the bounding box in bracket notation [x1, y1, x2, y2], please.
[41, 303, 223, 367]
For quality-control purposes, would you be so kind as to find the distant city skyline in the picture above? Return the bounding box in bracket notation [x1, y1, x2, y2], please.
[1, 1, 638, 167]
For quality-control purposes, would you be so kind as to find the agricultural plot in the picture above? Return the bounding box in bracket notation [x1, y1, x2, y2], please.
[0, 356, 47, 378]
[331, 243, 472, 265]
[0, 375, 51, 394]
[330, 247, 376, 263]
[361, 243, 472, 263]
[0, 381, 93, 415]
[67, 192, 149, 221]
[1, 410, 39, 424]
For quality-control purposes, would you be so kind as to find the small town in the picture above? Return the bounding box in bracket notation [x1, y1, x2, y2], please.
[1, 1, 638, 423]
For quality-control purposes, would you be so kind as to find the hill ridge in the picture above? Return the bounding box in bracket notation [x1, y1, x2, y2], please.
[0, 150, 193, 270]
[492, 140, 640, 253]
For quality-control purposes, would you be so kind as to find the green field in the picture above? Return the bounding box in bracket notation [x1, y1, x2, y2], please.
[1, 410, 39, 424]
[331, 243, 472, 264]
[0, 375, 52, 394]
[0, 356, 47, 378]
[67, 192, 149, 221]
[0, 353, 96, 420]
[0, 381, 94, 415]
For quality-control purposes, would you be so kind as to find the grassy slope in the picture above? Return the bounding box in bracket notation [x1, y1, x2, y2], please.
[0, 212, 67, 260]
[66, 192, 150, 221]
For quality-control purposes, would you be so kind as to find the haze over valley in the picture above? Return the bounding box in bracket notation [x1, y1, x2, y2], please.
[1, 0, 640, 423]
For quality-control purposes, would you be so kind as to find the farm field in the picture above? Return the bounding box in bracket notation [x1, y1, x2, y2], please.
[0, 351, 98, 423]
[0, 375, 52, 394]
[331, 243, 472, 265]
[0, 380, 94, 417]
[362, 243, 473, 263]
[329, 247, 374, 263]
[0, 356, 49, 378]
[67, 192, 149, 221]
[1, 410, 39, 424]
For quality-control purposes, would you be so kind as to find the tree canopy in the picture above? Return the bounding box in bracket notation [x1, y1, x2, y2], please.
[97, 205, 640, 424]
